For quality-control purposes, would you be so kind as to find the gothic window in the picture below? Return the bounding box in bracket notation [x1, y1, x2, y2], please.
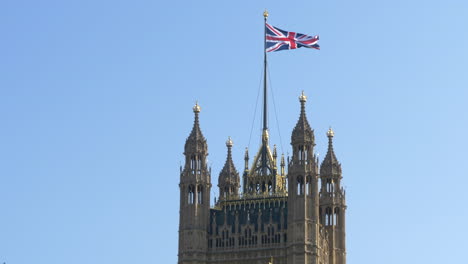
[326, 179, 334, 193]
[334, 207, 340, 226]
[325, 207, 332, 226]
[297, 176, 304, 195]
[256, 182, 260, 194]
[224, 186, 229, 198]
[188, 185, 195, 204]
[249, 183, 254, 193]
[190, 155, 203, 174]
[197, 185, 203, 204]
[190, 155, 196, 171]
[306, 176, 311, 195]
[298, 145, 310, 163]
[268, 181, 273, 195]
[298, 145, 303, 162]
[304, 146, 308, 162]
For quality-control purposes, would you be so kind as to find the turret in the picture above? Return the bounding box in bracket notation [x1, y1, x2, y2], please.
[319, 127, 346, 264]
[178, 102, 211, 264]
[287, 91, 321, 264]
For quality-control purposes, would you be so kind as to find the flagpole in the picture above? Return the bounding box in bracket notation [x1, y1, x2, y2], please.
[263, 10, 268, 132]
[262, 10, 269, 176]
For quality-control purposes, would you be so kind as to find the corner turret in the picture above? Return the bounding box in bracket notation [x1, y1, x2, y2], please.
[178, 102, 211, 264]
[319, 127, 346, 264]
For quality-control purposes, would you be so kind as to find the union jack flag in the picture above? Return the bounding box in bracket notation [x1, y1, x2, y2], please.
[265, 23, 320, 52]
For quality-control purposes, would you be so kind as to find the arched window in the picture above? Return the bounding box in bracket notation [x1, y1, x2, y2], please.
[197, 185, 203, 204]
[306, 176, 311, 195]
[334, 207, 340, 226]
[304, 146, 308, 162]
[297, 176, 304, 195]
[325, 207, 332, 226]
[190, 155, 195, 171]
[188, 185, 195, 204]
[326, 179, 334, 193]
[298, 145, 303, 163]
[268, 181, 273, 195]
[190, 155, 202, 174]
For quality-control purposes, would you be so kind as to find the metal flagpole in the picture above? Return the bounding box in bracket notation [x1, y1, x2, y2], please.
[261, 10, 269, 176]
[263, 10, 268, 132]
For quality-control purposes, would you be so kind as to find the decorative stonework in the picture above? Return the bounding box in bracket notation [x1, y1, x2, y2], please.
[179, 94, 346, 264]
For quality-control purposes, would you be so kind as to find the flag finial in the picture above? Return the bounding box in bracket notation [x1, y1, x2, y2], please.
[263, 9, 269, 18]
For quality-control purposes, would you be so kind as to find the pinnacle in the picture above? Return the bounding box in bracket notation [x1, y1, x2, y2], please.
[185, 103, 207, 153]
[218, 138, 239, 186]
[291, 92, 314, 144]
[320, 129, 341, 173]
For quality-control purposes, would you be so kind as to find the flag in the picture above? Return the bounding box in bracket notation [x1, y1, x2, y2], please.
[265, 23, 320, 52]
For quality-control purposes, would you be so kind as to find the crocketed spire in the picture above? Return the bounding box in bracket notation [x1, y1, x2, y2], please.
[184, 102, 207, 154]
[320, 127, 342, 174]
[291, 91, 315, 145]
[218, 137, 240, 199]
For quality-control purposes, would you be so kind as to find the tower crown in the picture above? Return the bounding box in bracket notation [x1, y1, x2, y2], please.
[184, 102, 207, 154]
[320, 127, 342, 174]
[291, 91, 314, 145]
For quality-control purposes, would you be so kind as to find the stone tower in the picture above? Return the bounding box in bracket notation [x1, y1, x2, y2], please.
[178, 103, 212, 264]
[287, 92, 327, 264]
[178, 92, 346, 264]
[319, 128, 346, 264]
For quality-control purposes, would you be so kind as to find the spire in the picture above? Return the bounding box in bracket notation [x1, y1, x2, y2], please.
[222, 137, 235, 173]
[291, 91, 314, 145]
[320, 127, 342, 174]
[218, 137, 240, 200]
[184, 102, 207, 154]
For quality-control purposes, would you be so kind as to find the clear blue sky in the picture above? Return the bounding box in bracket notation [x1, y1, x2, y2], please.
[1, 0, 467, 263]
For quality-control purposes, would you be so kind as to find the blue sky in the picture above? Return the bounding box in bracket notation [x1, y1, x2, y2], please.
[1, 0, 468, 263]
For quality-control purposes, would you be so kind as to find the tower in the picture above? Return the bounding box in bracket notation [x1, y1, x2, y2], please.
[319, 128, 346, 264]
[218, 137, 240, 201]
[177, 95, 346, 264]
[287, 92, 324, 264]
[178, 103, 212, 264]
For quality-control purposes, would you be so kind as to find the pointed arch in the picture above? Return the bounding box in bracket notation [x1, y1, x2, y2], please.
[325, 207, 332, 226]
[306, 175, 312, 195]
[334, 207, 340, 226]
[188, 185, 195, 204]
[297, 176, 304, 195]
[197, 185, 203, 204]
